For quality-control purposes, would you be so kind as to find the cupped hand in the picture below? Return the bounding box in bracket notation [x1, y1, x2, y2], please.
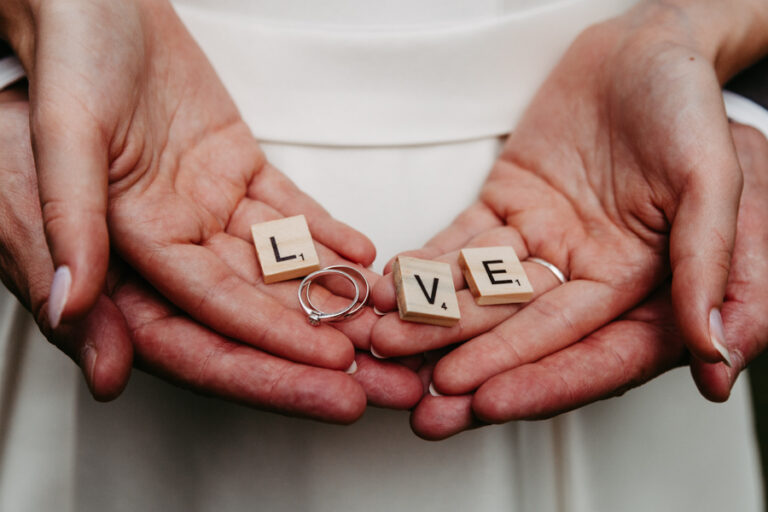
[0, 87, 422, 417]
[372, 10, 749, 395]
[410, 122, 768, 439]
[0, 0, 400, 374]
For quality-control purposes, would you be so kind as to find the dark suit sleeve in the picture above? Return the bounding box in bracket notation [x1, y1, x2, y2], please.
[726, 57, 768, 110]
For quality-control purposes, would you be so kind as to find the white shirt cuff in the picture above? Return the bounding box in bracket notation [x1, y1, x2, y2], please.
[0, 56, 25, 90]
[723, 90, 768, 140]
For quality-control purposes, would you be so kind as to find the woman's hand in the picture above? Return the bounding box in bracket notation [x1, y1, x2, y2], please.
[371, 2, 768, 397]
[408, 122, 768, 439]
[0, 86, 422, 417]
[0, 0, 393, 372]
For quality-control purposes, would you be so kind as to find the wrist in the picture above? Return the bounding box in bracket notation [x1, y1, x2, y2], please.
[619, 0, 768, 82]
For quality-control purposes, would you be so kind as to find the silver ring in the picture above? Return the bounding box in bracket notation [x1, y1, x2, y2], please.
[307, 265, 370, 319]
[527, 257, 568, 284]
[298, 266, 369, 326]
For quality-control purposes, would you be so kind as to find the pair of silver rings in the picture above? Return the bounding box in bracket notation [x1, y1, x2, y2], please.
[298, 265, 370, 326]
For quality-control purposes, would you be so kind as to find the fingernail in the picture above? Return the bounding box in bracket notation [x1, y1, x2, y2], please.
[80, 345, 98, 389]
[709, 308, 733, 367]
[345, 360, 358, 374]
[428, 382, 443, 397]
[49, 266, 72, 329]
[372, 306, 386, 316]
[370, 345, 387, 359]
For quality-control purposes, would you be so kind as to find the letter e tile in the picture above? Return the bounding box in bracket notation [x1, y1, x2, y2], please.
[459, 246, 533, 305]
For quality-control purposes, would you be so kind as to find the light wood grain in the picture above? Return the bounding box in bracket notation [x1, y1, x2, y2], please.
[251, 215, 320, 284]
[393, 255, 460, 327]
[459, 246, 533, 305]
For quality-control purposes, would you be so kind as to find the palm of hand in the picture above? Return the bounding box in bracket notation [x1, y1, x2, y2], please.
[412, 123, 768, 440]
[370, 22, 741, 394]
[41, 1, 383, 368]
[12, 1, 429, 414]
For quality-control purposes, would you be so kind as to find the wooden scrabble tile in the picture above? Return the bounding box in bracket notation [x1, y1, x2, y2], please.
[459, 246, 533, 305]
[251, 215, 320, 284]
[393, 256, 460, 327]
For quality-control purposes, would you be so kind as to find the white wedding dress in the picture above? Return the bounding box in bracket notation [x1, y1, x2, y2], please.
[0, 1, 763, 511]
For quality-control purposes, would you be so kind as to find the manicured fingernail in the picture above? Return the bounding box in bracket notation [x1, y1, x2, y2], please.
[709, 308, 733, 367]
[370, 345, 387, 359]
[372, 306, 386, 316]
[49, 266, 71, 329]
[80, 345, 98, 388]
[428, 382, 443, 397]
[345, 360, 358, 374]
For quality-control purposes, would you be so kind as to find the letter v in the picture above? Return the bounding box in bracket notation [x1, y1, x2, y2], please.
[414, 274, 439, 305]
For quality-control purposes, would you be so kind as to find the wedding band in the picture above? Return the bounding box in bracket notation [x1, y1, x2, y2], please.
[298, 266, 369, 326]
[527, 257, 568, 284]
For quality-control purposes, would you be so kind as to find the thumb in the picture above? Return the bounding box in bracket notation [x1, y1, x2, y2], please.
[55, 293, 134, 401]
[668, 146, 743, 366]
[31, 102, 110, 329]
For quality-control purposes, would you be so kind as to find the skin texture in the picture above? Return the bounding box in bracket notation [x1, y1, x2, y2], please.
[0, 85, 423, 416]
[372, 8, 762, 393]
[0, 0, 424, 411]
[0, 0, 766, 433]
[409, 124, 768, 439]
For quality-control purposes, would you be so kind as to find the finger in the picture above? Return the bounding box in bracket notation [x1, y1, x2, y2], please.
[221, 200, 383, 350]
[433, 280, 630, 394]
[31, 89, 109, 328]
[472, 289, 685, 423]
[408, 352, 480, 440]
[113, 275, 366, 423]
[226, 197, 382, 292]
[690, 124, 768, 401]
[668, 125, 743, 366]
[372, 225, 528, 313]
[352, 352, 423, 409]
[371, 261, 560, 357]
[0, 110, 132, 401]
[137, 239, 355, 369]
[410, 394, 478, 441]
[60, 293, 134, 401]
[248, 164, 376, 266]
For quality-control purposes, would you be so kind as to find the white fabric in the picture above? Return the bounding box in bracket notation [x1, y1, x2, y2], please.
[0, 56, 24, 90]
[725, 90, 768, 136]
[178, 0, 633, 146]
[0, 0, 764, 511]
[175, 0, 561, 28]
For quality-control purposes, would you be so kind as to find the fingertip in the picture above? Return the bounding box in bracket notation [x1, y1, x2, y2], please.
[325, 376, 367, 424]
[410, 394, 476, 440]
[690, 347, 744, 403]
[48, 219, 110, 324]
[371, 273, 397, 312]
[339, 230, 377, 267]
[86, 343, 133, 402]
[314, 218, 377, 267]
[353, 353, 423, 409]
[432, 351, 481, 396]
[309, 326, 357, 371]
[690, 359, 733, 403]
[670, 274, 731, 365]
[77, 296, 133, 401]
